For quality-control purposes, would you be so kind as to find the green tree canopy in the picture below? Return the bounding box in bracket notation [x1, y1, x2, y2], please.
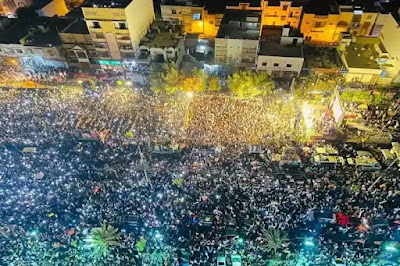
[85, 223, 121, 259]
[227, 71, 275, 99]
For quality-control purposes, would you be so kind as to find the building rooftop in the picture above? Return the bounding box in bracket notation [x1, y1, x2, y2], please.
[216, 10, 261, 39]
[260, 25, 302, 39]
[259, 39, 303, 57]
[66, 7, 84, 19]
[226, 0, 262, 8]
[81, 0, 132, 8]
[60, 19, 89, 34]
[266, 0, 302, 7]
[0, 17, 67, 46]
[139, 21, 183, 48]
[337, 0, 378, 12]
[303, 0, 338, 15]
[344, 37, 382, 69]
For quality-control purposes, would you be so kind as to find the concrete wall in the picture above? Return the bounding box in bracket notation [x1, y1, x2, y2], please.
[301, 14, 340, 43]
[125, 0, 154, 49]
[262, 0, 302, 28]
[380, 14, 400, 61]
[256, 54, 303, 76]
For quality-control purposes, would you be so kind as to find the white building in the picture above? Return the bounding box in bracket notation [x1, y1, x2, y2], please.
[256, 26, 304, 77]
[214, 9, 261, 70]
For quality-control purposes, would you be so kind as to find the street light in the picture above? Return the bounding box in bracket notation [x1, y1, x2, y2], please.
[186, 91, 194, 99]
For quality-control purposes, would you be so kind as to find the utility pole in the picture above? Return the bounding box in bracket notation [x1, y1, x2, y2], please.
[368, 158, 399, 191]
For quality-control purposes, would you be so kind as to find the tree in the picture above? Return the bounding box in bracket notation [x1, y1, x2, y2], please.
[207, 76, 222, 92]
[163, 63, 184, 95]
[85, 223, 121, 259]
[261, 228, 289, 256]
[227, 71, 275, 99]
[181, 68, 208, 93]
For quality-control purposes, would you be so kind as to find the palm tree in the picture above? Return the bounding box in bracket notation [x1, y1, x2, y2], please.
[261, 228, 289, 256]
[85, 223, 121, 259]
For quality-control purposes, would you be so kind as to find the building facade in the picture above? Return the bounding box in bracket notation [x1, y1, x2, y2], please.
[160, 0, 223, 39]
[338, 36, 400, 85]
[215, 10, 261, 69]
[0, 17, 67, 67]
[262, 0, 302, 28]
[301, 1, 379, 45]
[256, 26, 304, 77]
[59, 19, 97, 68]
[82, 0, 154, 66]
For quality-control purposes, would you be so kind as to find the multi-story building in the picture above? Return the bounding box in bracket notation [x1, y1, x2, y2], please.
[0, 17, 69, 67]
[261, 0, 302, 28]
[136, 21, 185, 68]
[0, 0, 68, 17]
[81, 0, 154, 67]
[338, 36, 400, 85]
[215, 10, 261, 69]
[301, 0, 379, 45]
[160, 0, 223, 39]
[59, 18, 97, 69]
[256, 25, 304, 77]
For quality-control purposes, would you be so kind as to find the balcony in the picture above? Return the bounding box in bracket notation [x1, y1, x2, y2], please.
[92, 37, 106, 42]
[95, 46, 108, 52]
[114, 28, 129, 34]
[117, 38, 131, 44]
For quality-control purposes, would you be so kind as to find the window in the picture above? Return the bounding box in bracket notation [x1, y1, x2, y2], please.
[210, 21, 214, 25]
[314, 21, 324, 28]
[118, 23, 127, 29]
[262, 62, 267, 66]
[282, 5, 288, 11]
[76, 51, 87, 59]
[193, 13, 201, 20]
[281, 16, 286, 21]
[286, 64, 292, 67]
[92, 21, 101, 28]
[15, 49, 23, 54]
[172, 9, 176, 14]
[274, 63, 279, 67]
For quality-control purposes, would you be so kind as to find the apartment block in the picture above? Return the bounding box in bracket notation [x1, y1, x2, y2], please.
[160, 0, 223, 38]
[59, 19, 97, 68]
[215, 10, 261, 69]
[262, 0, 302, 28]
[82, 0, 154, 65]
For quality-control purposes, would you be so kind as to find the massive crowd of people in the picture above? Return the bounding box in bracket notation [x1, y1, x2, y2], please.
[0, 67, 400, 265]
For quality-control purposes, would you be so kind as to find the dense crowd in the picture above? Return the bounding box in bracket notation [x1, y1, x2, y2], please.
[0, 76, 400, 265]
[0, 65, 67, 86]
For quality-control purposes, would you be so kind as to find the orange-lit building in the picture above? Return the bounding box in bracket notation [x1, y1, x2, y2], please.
[160, 0, 223, 39]
[226, 0, 262, 11]
[300, 0, 379, 45]
[261, 0, 302, 28]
